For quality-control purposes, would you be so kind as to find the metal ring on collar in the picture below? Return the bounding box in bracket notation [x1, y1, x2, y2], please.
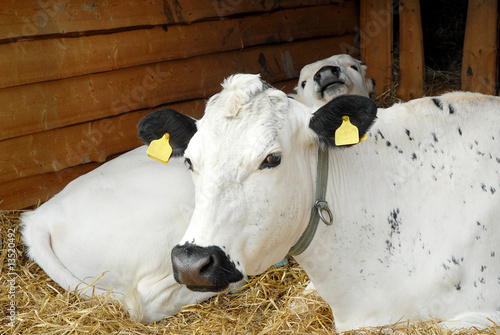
[314, 200, 333, 226]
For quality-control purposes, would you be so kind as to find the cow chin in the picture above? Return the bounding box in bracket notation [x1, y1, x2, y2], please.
[185, 283, 229, 293]
[320, 82, 349, 101]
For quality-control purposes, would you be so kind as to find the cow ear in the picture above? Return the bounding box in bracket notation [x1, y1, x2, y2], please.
[309, 95, 377, 148]
[138, 108, 197, 156]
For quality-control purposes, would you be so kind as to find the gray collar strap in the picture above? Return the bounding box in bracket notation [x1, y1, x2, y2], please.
[288, 147, 333, 256]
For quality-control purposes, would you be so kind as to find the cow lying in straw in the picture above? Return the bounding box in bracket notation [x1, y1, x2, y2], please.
[20, 146, 227, 323]
[21, 54, 372, 323]
[163, 74, 500, 331]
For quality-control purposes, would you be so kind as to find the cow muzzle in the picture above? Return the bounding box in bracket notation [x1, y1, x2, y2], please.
[314, 65, 348, 99]
[171, 243, 244, 292]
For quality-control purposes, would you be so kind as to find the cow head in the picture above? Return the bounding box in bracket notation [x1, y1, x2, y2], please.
[156, 74, 376, 292]
[295, 54, 375, 108]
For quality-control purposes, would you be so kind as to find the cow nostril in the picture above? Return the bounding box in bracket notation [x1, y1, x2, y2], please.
[314, 72, 322, 82]
[315, 66, 341, 84]
[200, 254, 214, 275]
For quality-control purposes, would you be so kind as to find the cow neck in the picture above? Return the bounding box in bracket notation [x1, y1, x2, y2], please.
[288, 147, 332, 256]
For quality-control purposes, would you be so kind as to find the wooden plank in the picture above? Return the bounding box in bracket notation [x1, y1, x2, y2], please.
[397, 0, 424, 100]
[359, 0, 393, 96]
[239, 2, 358, 46]
[0, 34, 356, 142]
[461, 0, 498, 95]
[0, 21, 243, 90]
[0, 35, 356, 184]
[0, 163, 99, 210]
[0, 0, 346, 41]
[0, 0, 168, 40]
[175, 0, 344, 23]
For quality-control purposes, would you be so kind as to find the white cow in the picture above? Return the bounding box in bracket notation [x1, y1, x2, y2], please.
[21, 55, 360, 323]
[166, 74, 500, 331]
[295, 54, 375, 108]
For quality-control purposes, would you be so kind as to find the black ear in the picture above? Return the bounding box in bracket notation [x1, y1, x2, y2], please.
[309, 95, 377, 148]
[138, 108, 197, 156]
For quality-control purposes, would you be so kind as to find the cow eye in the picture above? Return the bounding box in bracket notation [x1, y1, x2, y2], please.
[301, 81, 306, 89]
[184, 158, 193, 171]
[350, 65, 359, 72]
[259, 152, 281, 170]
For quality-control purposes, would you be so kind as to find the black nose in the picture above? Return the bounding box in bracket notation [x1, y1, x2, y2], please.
[314, 65, 341, 85]
[171, 243, 243, 292]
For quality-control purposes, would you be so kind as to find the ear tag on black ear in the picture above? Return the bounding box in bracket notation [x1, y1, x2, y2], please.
[335, 116, 360, 146]
[147, 133, 173, 164]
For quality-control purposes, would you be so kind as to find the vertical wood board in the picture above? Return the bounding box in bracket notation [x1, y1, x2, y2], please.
[461, 0, 498, 94]
[360, 0, 393, 95]
[397, 0, 425, 100]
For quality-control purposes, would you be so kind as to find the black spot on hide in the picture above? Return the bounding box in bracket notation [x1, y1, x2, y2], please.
[388, 208, 401, 237]
[449, 104, 456, 114]
[432, 98, 443, 110]
[405, 129, 414, 141]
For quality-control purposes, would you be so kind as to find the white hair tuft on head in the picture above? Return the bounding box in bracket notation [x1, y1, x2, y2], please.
[219, 74, 268, 118]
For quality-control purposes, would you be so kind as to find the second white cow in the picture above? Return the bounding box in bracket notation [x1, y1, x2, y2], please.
[295, 54, 375, 108]
[21, 143, 220, 323]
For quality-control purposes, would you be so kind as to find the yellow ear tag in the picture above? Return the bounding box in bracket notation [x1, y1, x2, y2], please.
[147, 133, 173, 164]
[335, 115, 360, 146]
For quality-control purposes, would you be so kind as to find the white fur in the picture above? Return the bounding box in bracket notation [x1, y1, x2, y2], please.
[295, 54, 374, 108]
[178, 74, 500, 332]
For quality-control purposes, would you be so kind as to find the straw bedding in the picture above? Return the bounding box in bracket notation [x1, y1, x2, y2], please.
[1, 209, 498, 335]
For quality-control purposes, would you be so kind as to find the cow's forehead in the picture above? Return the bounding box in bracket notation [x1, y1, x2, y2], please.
[300, 54, 361, 77]
[201, 83, 288, 132]
[189, 75, 296, 161]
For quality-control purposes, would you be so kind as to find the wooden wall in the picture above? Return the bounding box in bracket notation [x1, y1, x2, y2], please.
[0, 0, 359, 209]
